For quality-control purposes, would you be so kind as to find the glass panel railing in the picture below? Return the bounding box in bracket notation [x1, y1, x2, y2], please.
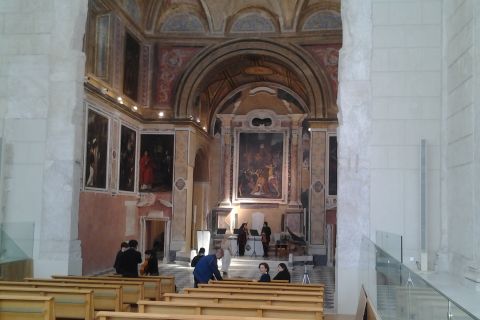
[376, 230, 402, 263]
[0, 222, 34, 263]
[360, 236, 479, 320]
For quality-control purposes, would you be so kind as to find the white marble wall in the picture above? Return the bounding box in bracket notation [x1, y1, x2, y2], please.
[0, 0, 88, 276]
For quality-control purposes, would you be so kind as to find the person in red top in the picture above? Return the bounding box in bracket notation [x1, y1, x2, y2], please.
[139, 150, 154, 190]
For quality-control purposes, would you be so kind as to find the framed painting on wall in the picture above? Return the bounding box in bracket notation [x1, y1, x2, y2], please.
[84, 107, 109, 190]
[119, 124, 137, 192]
[233, 131, 288, 203]
[139, 134, 174, 192]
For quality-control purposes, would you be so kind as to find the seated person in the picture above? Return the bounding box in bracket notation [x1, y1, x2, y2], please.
[257, 262, 271, 282]
[273, 263, 291, 282]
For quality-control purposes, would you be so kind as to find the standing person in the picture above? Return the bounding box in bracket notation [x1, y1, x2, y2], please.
[261, 221, 272, 257]
[141, 249, 159, 276]
[113, 241, 128, 274]
[118, 239, 142, 277]
[237, 223, 248, 256]
[257, 262, 271, 282]
[193, 248, 224, 288]
[220, 235, 232, 276]
[273, 263, 291, 282]
[190, 247, 205, 267]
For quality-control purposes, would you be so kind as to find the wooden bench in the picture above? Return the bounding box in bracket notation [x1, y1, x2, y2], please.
[163, 292, 323, 307]
[0, 294, 54, 320]
[210, 280, 321, 287]
[1, 280, 123, 311]
[203, 282, 324, 291]
[220, 278, 289, 283]
[107, 275, 176, 294]
[26, 277, 143, 305]
[96, 311, 290, 320]
[137, 300, 324, 320]
[52, 275, 167, 300]
[0, 286, 93, 319]
[183, 288, 324, 299]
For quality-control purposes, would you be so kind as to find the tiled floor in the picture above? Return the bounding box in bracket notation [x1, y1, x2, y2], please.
[156, 255, 335, 311]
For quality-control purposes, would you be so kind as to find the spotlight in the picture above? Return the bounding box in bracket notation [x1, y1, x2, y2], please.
[196, 118, 201, 123]
[101, 88, 108, 94]
[159, 111, 164, 118]
[117, 96, 123, 104]
[132, 105, 138, 111]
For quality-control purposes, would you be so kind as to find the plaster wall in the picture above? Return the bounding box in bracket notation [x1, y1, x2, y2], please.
[444, 0, 480, 275]
[370, 0, 442, 268]
[0, 0, 88, 276]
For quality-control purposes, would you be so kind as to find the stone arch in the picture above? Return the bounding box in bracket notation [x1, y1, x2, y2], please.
[174, 38, 335, 120]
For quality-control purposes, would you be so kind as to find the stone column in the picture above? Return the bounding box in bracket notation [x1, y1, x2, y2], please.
[309, 126, 326, 246]
[337, 0, 372, 314]
[217, 115, 234, 207]
[288, 114, 305, 208]
[36, 0, 88, 276]
[171, 129, 191, 255]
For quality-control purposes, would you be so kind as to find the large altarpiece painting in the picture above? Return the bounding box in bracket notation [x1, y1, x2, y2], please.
[233, 131, 288, 203]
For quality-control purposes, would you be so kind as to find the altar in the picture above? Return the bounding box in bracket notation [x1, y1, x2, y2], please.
[228, 235, 264, 257]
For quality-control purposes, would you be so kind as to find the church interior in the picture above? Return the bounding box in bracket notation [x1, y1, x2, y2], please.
[1, 0, 480, 318]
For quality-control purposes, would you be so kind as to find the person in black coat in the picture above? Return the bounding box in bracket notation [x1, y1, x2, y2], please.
[273, 263, 291, 282]
[261, 222, 272, 257]
[113, 241, 128, 274]
[191, 247, 205, 267]
[141, 249, 159, 276]
[237, 223, 248, 256]
[118, 239, 142, 277]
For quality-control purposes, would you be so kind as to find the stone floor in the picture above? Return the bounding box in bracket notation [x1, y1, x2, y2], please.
[157, 254, 335, 312]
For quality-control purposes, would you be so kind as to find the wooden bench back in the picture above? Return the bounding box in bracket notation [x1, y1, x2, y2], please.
[52, 274, 172, 299]
[211, 280, 319, 287]
[0, 280, 122, 311]
[26, 277, 143, 304]
[183, 288, 323, 299]
[201, 283, 324, 291]
[107, 275, 176, 294]
[163, 292, 323, 307]
[137, 300, 323, 320]
[0, 294, 55, 320]
[0, 286, 93, 319]
[95, 311, 291, 320]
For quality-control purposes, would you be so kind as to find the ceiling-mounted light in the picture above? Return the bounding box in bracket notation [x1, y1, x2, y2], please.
[159, 111, 164, 118]
[132, 105, 138, 111]
[308, 128, 311, 132]
[203, 126, 207, 131]
[117, 96, 123, 104]
[196, 118, 201, 123]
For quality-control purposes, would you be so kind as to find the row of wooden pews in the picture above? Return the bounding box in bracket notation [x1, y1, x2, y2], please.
[98, 278, 325, 320]
[0, 275, 325, 320]
[0, 274, 175, 319]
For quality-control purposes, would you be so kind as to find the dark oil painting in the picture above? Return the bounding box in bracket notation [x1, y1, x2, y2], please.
[139, 134, 174, 192]
[237, 132, 284, 200]
[119, 125, 136, 192]
[85, 109, 109, 189]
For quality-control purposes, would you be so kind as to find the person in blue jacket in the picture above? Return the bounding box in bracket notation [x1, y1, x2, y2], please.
[257, 262, 271, 282]
[193, 248, 224, 287]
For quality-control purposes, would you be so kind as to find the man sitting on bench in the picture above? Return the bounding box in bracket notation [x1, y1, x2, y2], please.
[193, 248, 224, 288]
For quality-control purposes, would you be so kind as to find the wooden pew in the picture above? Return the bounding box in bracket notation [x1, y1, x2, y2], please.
[163, 292, 323, 307]
[52, 274, 174, 299]
[0, 286, 93, 319]
[137, 300, 324, 320]
[96, 312, 289, 320]
[107, 275, 176, 294]
[0, 295, 54, 320]
[210, 280, 322, 287]
[202, 282, 324, 291]
[183, 288, 324, 300]
[0, 280, 122, 311]
[26, 277, 143, 305]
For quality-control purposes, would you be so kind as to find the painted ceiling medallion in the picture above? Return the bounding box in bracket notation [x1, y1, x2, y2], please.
[244, 66, 274, 75]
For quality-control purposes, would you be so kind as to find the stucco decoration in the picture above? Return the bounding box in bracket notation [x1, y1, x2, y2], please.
[119, 0, 141, 24]
[175, 178, 186, 191]
[153, 47, 203, 107]
[303, 45, 339, 99]
[161, 13, 205, 32]
[230, 13, 276, 33]
[302, 11, 342, 31]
